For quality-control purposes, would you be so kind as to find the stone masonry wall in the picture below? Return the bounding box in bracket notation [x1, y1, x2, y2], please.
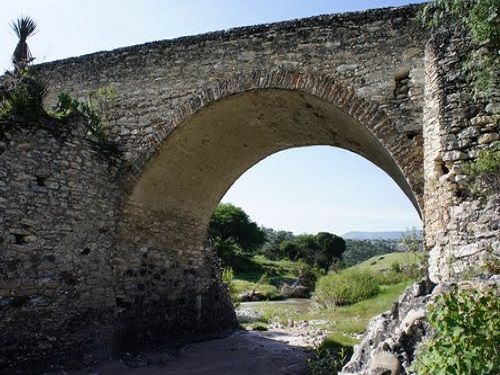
[0, 4, 432, 373]
[342, 29, 499, 375]
[0, 119, 120, 371]
[38, 4, 428, 204]
[0, 119, 236, 373]
[423, 30, 499, 283]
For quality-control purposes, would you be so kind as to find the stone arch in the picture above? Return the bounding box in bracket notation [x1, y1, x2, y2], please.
[129, 71, 422, 195]
[123, 70, 422, 237]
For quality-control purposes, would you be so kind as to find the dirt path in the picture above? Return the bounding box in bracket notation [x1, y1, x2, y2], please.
[69, 331, 311, 375]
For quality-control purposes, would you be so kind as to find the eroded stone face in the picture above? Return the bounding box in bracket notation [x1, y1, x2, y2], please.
[423, 30, 500, 283]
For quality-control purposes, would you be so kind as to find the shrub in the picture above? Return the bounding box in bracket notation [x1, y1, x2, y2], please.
[308, 339, 353, 375]
[413, 287, 500, 374]
[249, 321, 268, 331]
[313, 269, 380, 309]
[213, 239, 264, 273]
[231, 279, 282, 302]
[419, 0, 499, 97]
[0, 69, 47, 121]
[51, 88, 120, 154]
[222, 267, 234, 293]
[376, 270, 409, 286]
[391, 261, 402, 273]
[297, 260, 319, 290]
[51, 92, 80, 120]
[463, 145, 500, 196]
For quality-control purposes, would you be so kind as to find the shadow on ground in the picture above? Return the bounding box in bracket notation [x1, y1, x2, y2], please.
[69, 331, 311, 375]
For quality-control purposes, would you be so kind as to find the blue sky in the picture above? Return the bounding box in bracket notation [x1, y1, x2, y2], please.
[2, 0, 424, 235]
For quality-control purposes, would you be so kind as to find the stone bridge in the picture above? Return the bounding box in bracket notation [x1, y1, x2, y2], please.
[1, 4, 498, 372]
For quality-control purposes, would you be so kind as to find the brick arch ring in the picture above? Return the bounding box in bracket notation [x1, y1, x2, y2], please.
[122, 69, 422, 245]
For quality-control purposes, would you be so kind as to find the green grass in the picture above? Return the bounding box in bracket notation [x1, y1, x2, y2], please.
[230, 255, 323, 301]
[239, 255, 320, 280]
[351, 252, 419, 273]
[245, 253, 418, 346]
[251, 281, 410, 346]
[241, 321, 269, 331]
[231, 279, 282, 301]
[232, 252, 418, 310]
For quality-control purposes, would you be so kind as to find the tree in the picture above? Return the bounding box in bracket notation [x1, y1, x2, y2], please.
[208, 203, 265, 252]
[11, 16, 37, 71]
[314, 232, 346, 271]
[279, 240, 302, 260]
[259, 227, 295, 259]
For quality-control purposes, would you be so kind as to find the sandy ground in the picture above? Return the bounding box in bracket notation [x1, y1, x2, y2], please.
[67, 331, 311, 375]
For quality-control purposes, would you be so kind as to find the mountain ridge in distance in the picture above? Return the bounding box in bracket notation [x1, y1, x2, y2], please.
[343, 230, 423, 240]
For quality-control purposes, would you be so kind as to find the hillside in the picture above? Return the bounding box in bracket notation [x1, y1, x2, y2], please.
[343, 230, 422, 240]
[350, 252, 420, 272]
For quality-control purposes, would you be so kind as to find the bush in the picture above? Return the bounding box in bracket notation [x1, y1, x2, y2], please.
[0, 69, 47, 121]
[222, 267, 235, 292]
[51, 92, 80, 120]
[463, 146, 500, 196]
[391, 261, 401, 273]
[419, 0, 499, 97]
[214, 240, 264, 273]
[50, 89, 120, 154]
[376, 270, 409, 286]
[413, 287, 499, 374]
[308, 339, 353, 375]
[313, 269, 380, 309]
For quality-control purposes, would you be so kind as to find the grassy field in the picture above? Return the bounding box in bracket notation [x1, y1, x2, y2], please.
[350, 251, 421, 273]
[230, 255, 323, 301]
[252, 281, 410, 346]
[244, 252, 420, 346]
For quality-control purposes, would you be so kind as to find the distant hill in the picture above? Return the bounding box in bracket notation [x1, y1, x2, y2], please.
[343, 230, 422, 241]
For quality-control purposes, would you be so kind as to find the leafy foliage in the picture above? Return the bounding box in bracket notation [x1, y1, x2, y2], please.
[51, 92, 80, 120]
[209, 203, 265, 252]
[419, 0, 499, 97]
[274, 232, 346, 271]
[463, 144, 500, 196]
[0, 68, 47, 121]
[313, 269, 380, 309]
[52, 88, 120, 153]
[308, 340, 353, 375]
[222, 267, 234, 287]
[413, 287, 500, 374]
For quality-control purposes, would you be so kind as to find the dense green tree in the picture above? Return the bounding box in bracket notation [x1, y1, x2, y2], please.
[259, 227, 295, 259]
[208, 203, 265, 252]
[279, 240, 303, 260]
[314, 232, 346, 271]
[277, 232, 345, 270]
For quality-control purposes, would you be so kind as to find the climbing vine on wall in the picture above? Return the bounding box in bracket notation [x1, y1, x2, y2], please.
[419, 0, 499, 98]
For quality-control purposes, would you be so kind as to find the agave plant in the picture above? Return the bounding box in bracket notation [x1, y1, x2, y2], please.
[11, 16, 37, 69]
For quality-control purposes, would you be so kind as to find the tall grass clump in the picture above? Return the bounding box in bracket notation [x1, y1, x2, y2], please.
[308, 339, 353, 375]
[313, 269, 380, 309]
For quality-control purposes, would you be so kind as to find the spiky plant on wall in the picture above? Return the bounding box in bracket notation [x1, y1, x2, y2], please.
[11, 16, 38, 70]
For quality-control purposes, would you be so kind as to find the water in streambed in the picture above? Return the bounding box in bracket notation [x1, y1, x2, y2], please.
[240, 298, 313, 314]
